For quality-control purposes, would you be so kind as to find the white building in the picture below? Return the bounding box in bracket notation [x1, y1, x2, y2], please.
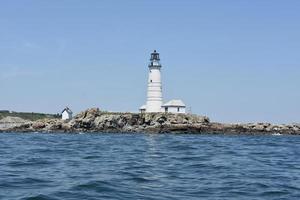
[140, 50, 186, 114]
[61, 107, 73, 120]
[139, 105, 146, 113]
[162, 100, 186, 114]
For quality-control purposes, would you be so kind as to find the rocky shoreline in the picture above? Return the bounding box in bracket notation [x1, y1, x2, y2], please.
[0, 108, 299, 135]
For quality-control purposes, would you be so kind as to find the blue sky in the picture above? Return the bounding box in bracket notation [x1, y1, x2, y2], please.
[0, 0, 299, 123]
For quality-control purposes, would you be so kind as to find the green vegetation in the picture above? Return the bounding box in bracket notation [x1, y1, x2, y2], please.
[0, 110, 60, 121]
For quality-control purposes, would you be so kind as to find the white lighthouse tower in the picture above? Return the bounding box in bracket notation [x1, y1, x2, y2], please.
[139, 50, 187, 114]
[145, 50, 163, 112]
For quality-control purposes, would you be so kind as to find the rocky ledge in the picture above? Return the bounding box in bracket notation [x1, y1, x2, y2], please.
[1, 108, 299, 135]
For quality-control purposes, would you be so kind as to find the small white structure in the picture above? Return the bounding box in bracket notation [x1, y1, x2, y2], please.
[162, 99, 186, 114]
[61, 107, 73, 120]
[139, 105, 146, 113]
[146, 50, 163, 112]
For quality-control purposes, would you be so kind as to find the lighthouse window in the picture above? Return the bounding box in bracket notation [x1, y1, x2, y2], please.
[150, 80, 152, 82]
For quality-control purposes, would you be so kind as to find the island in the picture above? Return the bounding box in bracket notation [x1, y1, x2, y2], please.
[0, 108, 299, 135]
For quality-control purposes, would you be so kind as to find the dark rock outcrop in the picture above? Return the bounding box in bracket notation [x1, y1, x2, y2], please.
[1, 108, 299, 135]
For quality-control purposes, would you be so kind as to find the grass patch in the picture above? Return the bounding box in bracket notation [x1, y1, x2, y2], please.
[0, 110, 60, 121]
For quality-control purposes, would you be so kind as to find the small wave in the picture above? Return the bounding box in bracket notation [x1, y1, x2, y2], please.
[83, 155, 101, 159]
[71, 180, 117, 193]
[129, 176, 153, 183]
[7, 159, 54, 167]
[272, 133, 282, 136]
[1, 177, 53, 189]
[21, 194, 58, 200]
[260, 190, 289, 197]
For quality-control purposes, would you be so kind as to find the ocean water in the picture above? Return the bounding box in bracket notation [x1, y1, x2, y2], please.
[0, 133, 299, 200]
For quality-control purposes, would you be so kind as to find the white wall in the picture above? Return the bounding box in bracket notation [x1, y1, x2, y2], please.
[163, 106, 186, 114]
[146, 67, 163, 112]
[62, 111, 72, 120]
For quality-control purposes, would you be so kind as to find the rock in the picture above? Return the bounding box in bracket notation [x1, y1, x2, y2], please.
[0, 116, 28, 129]
[3, 107, 299, 135]
[292, 126, 299, 132]
[253, 124, 265, 131]
[61, 123, 71, 131]
[32, 122, 46, 129]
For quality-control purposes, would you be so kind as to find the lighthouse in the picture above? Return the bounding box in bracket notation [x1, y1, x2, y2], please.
[146, 50, 163, 112]
[139, 50, 186, 114]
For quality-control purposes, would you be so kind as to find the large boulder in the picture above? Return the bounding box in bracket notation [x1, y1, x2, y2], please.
[70, 108, 101, 129]
[32, 121, 46, 129]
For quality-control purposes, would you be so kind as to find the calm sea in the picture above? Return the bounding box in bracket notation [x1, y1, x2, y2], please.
[0, 133, 299, 200]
